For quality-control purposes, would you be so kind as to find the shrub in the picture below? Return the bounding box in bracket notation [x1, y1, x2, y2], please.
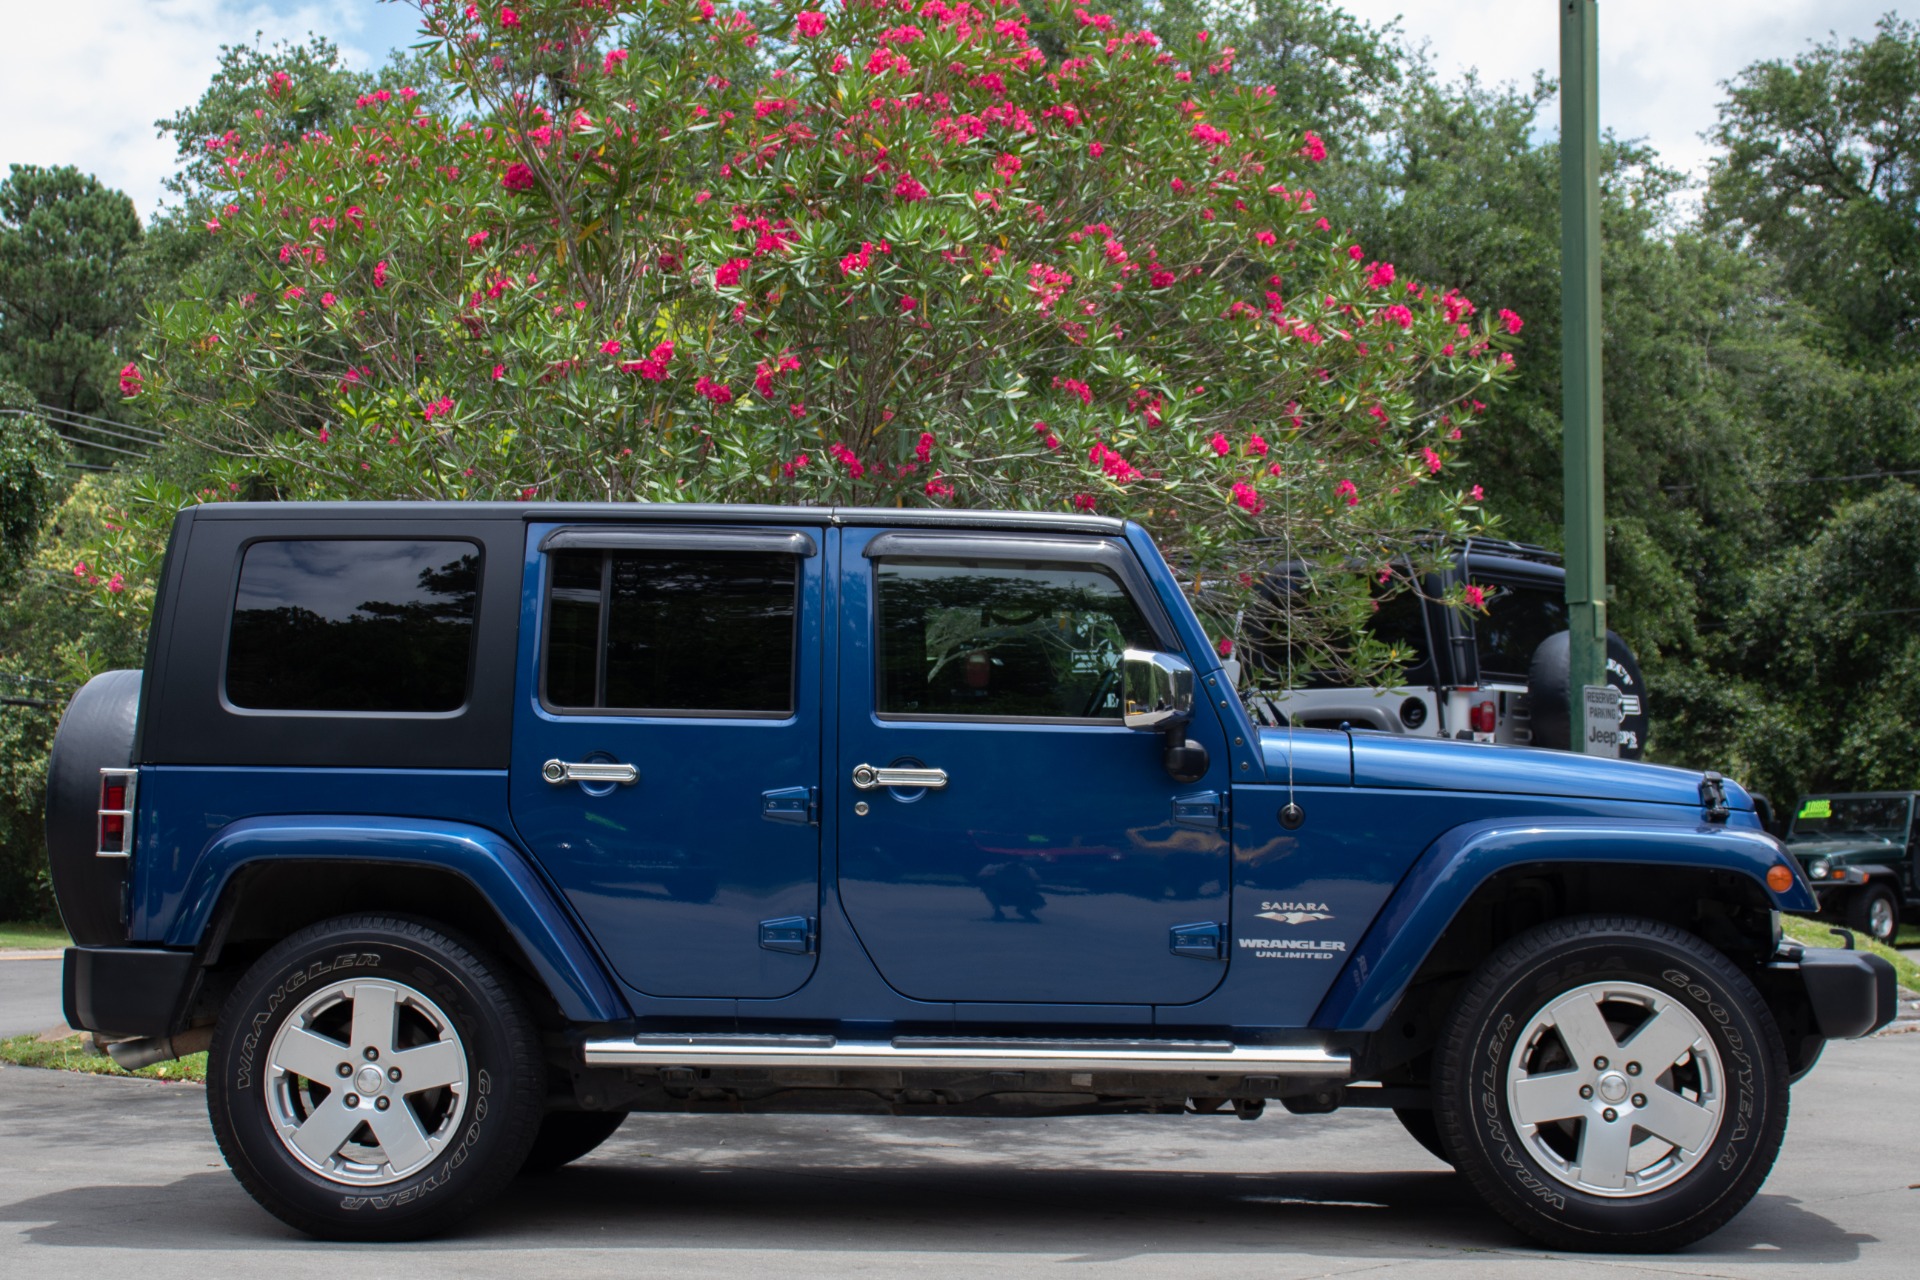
[134, 0, 1515, 670]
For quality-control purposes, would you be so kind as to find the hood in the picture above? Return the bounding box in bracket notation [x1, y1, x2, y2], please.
[1344, 732, 1741, 810]
[1785, 836, 1901, 864]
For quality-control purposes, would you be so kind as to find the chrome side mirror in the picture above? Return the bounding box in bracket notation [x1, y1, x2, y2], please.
[1122, 649, 1194, 730]
[1122, 650, 1208, 783]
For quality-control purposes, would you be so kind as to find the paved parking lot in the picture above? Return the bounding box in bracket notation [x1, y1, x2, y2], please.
[0, 945, 1913, 1280]
[0, 955, 61, 1039]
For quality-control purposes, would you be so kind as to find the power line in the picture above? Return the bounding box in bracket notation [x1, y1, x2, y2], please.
[31, 402, 164, 441]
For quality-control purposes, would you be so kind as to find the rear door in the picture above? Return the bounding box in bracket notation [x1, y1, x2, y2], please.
[509, 522, 823, 999]
[834, 528, 1233, 1006]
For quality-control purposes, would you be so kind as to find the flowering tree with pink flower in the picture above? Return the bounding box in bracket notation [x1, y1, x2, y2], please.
[131, 0, 1516, 675]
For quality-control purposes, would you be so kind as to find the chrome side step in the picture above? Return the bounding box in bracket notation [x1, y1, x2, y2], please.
[582, 1032, 1349, 1076]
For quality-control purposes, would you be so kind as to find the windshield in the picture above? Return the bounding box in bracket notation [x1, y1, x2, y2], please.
[1788, 795, 1912, 844]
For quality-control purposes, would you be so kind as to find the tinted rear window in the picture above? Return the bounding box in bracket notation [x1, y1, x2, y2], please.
[226, 539, 481, 712]
[1474, 579, 1567, 679]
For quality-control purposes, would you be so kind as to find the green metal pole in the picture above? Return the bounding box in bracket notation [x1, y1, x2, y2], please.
[1560, 0, 1607, 749]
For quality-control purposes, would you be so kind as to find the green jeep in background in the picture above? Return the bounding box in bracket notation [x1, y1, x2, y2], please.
[1785, 792, 1919, 944]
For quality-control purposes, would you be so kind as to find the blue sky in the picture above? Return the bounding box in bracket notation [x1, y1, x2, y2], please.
[0, 1, 1905, 219]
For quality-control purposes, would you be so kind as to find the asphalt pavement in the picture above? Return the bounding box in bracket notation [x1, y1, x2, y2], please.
[0, 955, 61, 1039]
[0, 953, 1914, 1278]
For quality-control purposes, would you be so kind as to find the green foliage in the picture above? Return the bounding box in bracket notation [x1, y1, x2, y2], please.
[1707, 15, 1920, 365]
[139, 34, 442, 301]
[0, 477, 153, 921]
[0, 166, 145, 419]
[131, 0, 1515, 676]
[0, 381, 70, 590]
[1723, 485, 1920, 798]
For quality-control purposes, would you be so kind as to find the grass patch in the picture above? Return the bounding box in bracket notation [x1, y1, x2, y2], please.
[1782, 914, 1920, 992]
[0, 921, 68, 950]
[0, 1033, 205, 1082]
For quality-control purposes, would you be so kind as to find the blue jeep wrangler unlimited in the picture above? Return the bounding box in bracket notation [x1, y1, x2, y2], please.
[45, 503, 1895, 1249]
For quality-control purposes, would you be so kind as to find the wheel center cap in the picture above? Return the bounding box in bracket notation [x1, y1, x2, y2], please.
[1596, 1071, 1629, 1104]
[354, 1065, 385, 1096]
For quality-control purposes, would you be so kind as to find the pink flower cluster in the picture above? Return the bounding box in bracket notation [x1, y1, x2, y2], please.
[795, 10, 827, 38]
[1053, 376, 1092, 405]
[619, 341, 675, 380]
[501, 162, 536, 192]
[694, 375, 734, 405]
[714, 257, 750, 288]
[118, 363, 142, 397]
[1231, 480, 1264, 514]
[1189, 121, 1230, 149]
[754, 352, 801, 397]
[1089, 441, 1140, 483]
[839, 240, 885, 275]
[422, 395, 455, 422]
[827, 442, 865, 478]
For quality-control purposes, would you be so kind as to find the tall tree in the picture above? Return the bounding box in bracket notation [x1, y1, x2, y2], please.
[0, 166, 144, 419]
[1706, 14, 1920, 365]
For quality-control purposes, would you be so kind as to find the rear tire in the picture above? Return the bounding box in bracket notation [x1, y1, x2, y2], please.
[1433, 915, 1788, 1253]
[207, 915, 543, 1240]
[519, 1111, 626, 1175]
[1847, 885, 1900, 946]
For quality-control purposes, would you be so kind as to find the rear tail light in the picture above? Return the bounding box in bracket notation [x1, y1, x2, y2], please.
[1469, 700, 1497, 735]
[97, 767, 137, 859]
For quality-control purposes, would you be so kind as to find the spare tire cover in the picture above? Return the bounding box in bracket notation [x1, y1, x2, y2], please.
[1526, 631, 1648, 759]
[44, 669, 142, 945]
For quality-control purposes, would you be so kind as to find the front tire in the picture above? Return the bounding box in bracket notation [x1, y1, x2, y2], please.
[1847, 884, 1900, 945]
[207, 915, 543, 1240]
[1433, 916, 1788, 1253]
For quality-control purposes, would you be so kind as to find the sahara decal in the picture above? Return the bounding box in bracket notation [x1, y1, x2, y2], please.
[1255, 900, 1334, 925]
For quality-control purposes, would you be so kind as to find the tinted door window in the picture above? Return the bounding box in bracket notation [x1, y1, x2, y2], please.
[544, 549, 797, 714]
[875, 560, 1157, 719]
[226, 539, 480, 712]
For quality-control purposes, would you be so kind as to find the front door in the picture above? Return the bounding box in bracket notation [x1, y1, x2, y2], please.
[835, 528, 1233, 1005]
[509, 522, 823, 999]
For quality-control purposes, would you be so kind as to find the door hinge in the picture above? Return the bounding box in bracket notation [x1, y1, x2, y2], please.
[761, 785, 819, 826]
[759, 915, 818, 955]
[1169, 921, 1225, 960]
[1172, 790, 1229, 830]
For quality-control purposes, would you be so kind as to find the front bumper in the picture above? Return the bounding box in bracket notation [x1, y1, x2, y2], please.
[62, 947, 199, 1038]
[1773, 941, 1898, 1040]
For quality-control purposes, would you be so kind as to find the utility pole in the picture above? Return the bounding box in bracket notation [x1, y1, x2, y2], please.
[1560, 0, 1609, 751]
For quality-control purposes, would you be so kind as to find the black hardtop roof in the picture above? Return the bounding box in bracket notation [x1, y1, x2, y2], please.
[183, 501, 1127, 536]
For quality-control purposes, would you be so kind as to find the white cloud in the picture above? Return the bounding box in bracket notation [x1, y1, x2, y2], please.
[1335, 1, 1897, 182]
[0, 1, 419, 219]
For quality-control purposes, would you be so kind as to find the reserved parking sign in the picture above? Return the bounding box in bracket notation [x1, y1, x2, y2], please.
[1583, 684, 1623, 757]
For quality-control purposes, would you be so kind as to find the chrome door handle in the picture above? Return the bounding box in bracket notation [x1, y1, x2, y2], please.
[542, 759, 639, 787]
[850, 763, 948, 791]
